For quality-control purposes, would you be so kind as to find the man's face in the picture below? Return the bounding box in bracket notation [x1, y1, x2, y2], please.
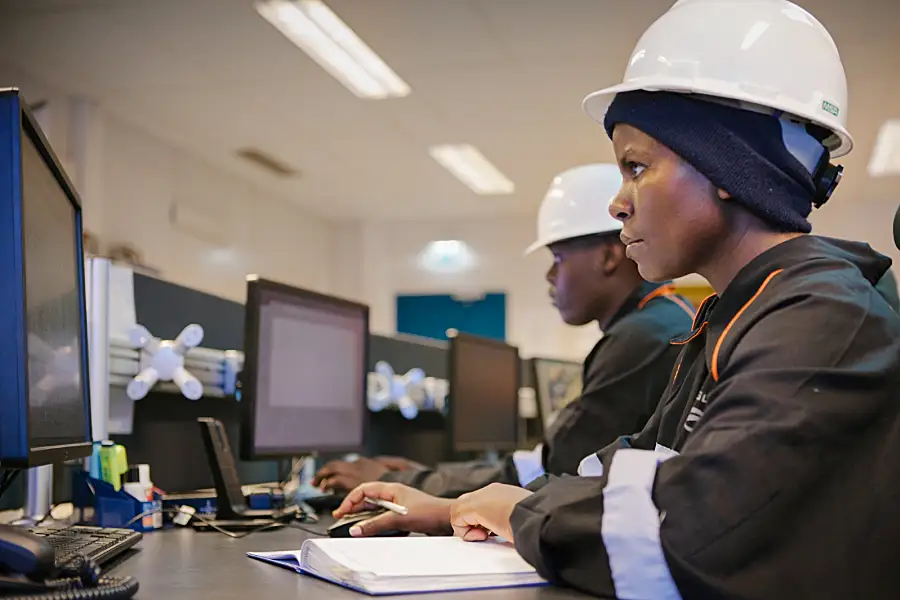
[546, 238, 615, 326]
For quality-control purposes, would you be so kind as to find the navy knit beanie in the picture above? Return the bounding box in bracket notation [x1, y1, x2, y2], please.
[604, 91, 818, 233]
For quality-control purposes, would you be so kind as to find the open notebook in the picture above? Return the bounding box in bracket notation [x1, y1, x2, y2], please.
[248, 537, 548, 595]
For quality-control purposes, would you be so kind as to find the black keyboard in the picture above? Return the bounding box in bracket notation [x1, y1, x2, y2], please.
[27, 525, 142, 568]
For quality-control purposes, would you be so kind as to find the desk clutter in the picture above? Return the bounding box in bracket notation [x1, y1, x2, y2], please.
[0, 88, 559, 599]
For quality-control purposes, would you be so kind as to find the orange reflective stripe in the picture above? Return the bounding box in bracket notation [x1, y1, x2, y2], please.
[638, 284, 697, 319]
[672, 361, 681, 384]
[667, 294, 697, 319]
[710, 269, 783, 382]
[638, 284, 677, 309]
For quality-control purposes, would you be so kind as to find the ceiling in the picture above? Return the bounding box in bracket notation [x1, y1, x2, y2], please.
[0, 0, 898, 222]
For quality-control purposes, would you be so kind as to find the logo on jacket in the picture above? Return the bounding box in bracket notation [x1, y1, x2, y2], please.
[684, 390, 709, 433]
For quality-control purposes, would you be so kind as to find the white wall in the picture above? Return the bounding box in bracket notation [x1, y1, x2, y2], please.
[332, 218, 602, 361]
[0, 62, 335, 303]
[101, 113, 333, 302]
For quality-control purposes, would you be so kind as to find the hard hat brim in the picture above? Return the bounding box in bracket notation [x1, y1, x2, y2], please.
[523, 239, 546, 256]
[583, 81, 854, 158]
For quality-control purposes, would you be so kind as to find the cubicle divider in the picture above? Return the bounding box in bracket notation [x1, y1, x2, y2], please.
[107, 274, 534, 493]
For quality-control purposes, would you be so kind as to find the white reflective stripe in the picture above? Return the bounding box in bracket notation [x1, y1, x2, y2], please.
[654, 443, 679, 459]
[577, 452, 604, 477]
[601, 449, 682, 600]
[511, 444, 545, 487]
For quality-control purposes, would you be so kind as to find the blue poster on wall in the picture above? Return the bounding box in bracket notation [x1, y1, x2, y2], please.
[396, 293, 507, 342]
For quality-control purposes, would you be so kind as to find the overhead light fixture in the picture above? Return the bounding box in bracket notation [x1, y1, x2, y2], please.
[255, 0, 410, 100]
[428, 145, 515, 195]
[869, 119, 900, 177]
[418, 240, 477, 274]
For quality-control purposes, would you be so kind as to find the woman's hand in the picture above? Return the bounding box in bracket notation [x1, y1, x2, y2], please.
[333, 482, 454, 537]
[449, 483, 533, 542]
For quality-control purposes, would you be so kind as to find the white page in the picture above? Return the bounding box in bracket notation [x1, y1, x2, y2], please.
[309, 537, 538, 578]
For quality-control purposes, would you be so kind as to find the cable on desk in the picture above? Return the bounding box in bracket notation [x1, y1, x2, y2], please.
[285, 522, 327, 537]
[123, 508, 292, 539]
[0, 469, 22, 502]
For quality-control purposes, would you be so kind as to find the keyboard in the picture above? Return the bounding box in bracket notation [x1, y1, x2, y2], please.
[27, 525, 142, 568]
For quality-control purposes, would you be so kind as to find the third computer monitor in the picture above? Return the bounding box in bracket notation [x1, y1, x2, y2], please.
[448, 332, 520, 454]
[532, 357, 582, 431]
[239, 277, 368, 460]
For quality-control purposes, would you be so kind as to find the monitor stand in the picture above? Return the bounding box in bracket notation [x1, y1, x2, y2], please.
[197, 417, 292, 521]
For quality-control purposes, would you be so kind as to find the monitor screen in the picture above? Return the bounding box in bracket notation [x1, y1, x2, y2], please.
[21, 127, 87, 449]
[0, 91, 92, 467]
[449, 333, 520, 452]
[241, 279, 368, 458]
[533, 358, 582, 430]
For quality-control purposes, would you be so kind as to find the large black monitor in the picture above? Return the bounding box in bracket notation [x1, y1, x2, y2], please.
[448, 332, 520, 453]
[239, 277, 369, 459]
[0, 89, 92, 468]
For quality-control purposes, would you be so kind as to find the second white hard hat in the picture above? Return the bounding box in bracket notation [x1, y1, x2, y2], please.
[583, 0, 852, 157]
[525, 163, 623, 255]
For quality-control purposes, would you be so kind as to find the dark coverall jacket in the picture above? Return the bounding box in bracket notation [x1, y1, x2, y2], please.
[381, 280, 694, 497]
[511, 236, 900, 600]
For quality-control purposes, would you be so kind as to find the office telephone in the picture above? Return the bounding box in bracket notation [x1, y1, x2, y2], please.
[0, 524, 138, 599]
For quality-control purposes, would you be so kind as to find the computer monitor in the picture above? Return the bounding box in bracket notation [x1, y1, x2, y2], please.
[0, 89, 92, 468]
[447, 332, 520, 453]
[532, 357, 582, 430]
[239, 277, 369, 459]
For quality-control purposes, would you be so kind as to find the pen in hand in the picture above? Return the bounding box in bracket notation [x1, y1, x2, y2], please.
[364, 496, 409, 516]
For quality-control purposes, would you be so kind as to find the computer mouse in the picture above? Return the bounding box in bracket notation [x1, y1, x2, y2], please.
[0, 525, 55, 580]
[327, 510, 410, 538]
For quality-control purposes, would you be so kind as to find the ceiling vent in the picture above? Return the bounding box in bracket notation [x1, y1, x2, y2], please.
[236, 147, 299, 178]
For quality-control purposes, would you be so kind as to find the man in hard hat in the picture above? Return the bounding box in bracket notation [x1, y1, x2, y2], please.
[333, 1, 900, 597]
[314, 163, 694, 495]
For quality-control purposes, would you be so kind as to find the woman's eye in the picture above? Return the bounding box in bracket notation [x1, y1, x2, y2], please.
[627, 161, 646, 178]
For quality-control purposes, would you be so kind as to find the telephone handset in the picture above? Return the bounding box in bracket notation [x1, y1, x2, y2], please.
[0, 524, 138, 599]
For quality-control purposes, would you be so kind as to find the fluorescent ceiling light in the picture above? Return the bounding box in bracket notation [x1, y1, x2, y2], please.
[869, 120, 900, 177]
[255, 0, 410, 99]
[429, 145, 515, 195]
[418, 240, 477, 274]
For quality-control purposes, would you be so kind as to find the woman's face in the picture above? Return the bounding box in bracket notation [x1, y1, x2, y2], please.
[608, 124, 727, 282]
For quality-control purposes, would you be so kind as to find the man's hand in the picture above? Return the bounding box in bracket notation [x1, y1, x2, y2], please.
[313, 457, 389, 492]
[373, 456, 427, 472]
[449, 483, 533, 542]
[333, 482, 454, 537]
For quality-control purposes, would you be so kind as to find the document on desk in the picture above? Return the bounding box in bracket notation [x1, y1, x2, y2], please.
[247, 536, 548, 595]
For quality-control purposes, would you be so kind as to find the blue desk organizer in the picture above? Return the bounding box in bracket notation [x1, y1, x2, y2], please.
[72, 471, 162, 532]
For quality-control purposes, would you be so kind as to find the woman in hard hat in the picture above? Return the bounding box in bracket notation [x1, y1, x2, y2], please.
[315, 164, 694, 496]
[335, 1, 900, 597]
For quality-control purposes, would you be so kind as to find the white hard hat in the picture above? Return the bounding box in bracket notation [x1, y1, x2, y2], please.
[583, 0, 853, 157]
[525, 164, 623, 255]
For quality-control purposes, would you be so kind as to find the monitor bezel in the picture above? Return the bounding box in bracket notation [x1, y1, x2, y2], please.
[0, 89, 93, 468]
[447, 332, 521, 453]
[239, 276, 370, 460]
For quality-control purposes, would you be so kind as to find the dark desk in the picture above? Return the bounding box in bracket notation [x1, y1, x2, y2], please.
[109, 527, 590, 599]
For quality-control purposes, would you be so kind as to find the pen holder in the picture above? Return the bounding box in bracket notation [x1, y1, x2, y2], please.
[74, 472, 162, 532]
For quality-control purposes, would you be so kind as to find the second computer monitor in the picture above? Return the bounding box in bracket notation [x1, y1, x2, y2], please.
[239, 277, 368, 460]
[448, 332, 520, 453]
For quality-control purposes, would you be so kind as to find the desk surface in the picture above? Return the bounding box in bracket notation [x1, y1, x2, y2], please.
[109, 526, 590, 599]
